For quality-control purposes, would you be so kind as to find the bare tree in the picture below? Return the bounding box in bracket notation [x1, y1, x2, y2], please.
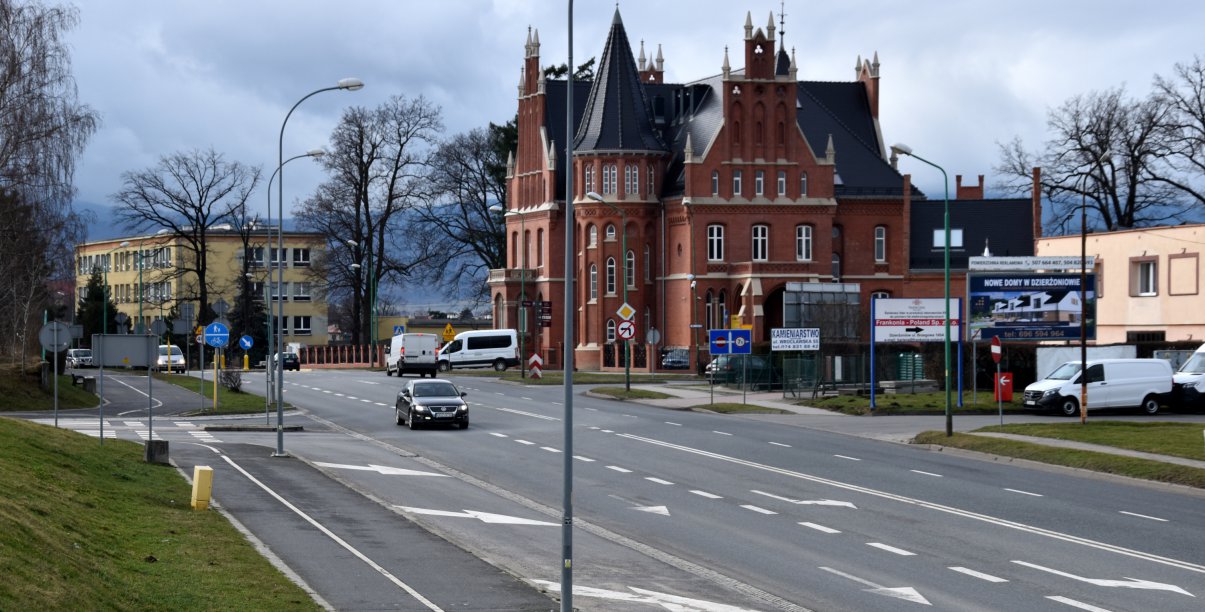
[1154, 55, 1205, 204]
[297, 95, 443, 345]
[111, 148, 261, 327]
[996, 75, 1204, 235]
[0, 1, 96, 362]
[413, 124, 510, 304]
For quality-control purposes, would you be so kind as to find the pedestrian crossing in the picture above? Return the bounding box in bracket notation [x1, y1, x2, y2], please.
[30, 418, 223, 443]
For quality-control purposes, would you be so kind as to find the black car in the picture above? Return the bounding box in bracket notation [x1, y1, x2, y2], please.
[271, 352, 300, 371]
[396, 379, 469, 429]
[660, 348, 690, 370]
[705, 354, 778, 386]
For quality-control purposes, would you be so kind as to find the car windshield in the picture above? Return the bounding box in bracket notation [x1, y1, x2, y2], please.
[412, 382, 458, 397]
[1179, 354, 1205, 375]
[1046, 362, 1082, 380]
[76, 350, 91, 357]
[158, 346, 182, 356]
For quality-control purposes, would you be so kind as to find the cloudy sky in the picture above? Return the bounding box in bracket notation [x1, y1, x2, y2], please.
[67, 0, 1203, 225]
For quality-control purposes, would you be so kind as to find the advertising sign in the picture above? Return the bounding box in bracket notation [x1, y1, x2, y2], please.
[771, 328, 820, 351]
[967, 274, 1095, 341]
[873, 298, 962, 343]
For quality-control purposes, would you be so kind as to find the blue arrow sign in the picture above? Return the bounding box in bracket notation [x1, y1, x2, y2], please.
[204, 322, 230, 348]
[239, 335, 253, 350]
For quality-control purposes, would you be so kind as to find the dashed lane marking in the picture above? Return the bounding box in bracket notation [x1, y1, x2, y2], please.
[769, 442, 791, 447]
[540, 446, 562, 453]
[515, 439, 535, 445]
[910, 469, 943, 478]
[1005, 488, 1043, 497]
[490, 433, 508, 438]
[573, 456, 596, 462]
[666, 422, 682, 426]
[606, 466, 632, 473]
[867, 542, 916, 556]
[740, 505, 777, 515]
[833, 454, 861, 461]
[1045, 596, 1113, 612]
[713, 431, 733, 436]
[1119, 511, 1168, 522]
[645, 477, 674, 485]
[949, 567, 1008, 583]
[690, 490, 722, 499]
[799, 522, 840, 534]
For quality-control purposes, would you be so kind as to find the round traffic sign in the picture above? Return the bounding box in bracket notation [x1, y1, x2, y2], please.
[204, 321, 230, 348]
[646, 328, 661, 345]
[38, 321, 70, 352]
[150, 319, 168, 336]
[733, 335, 748, 348]
[617, 320, 636, 340]
[990, 336, 1002, 363]
[713, 336, 727, 348]
[239, 335, 253, 350]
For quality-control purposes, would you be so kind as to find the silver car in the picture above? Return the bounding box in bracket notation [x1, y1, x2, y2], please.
[395, 379, 469, 430]
[66, 348, 92, 368]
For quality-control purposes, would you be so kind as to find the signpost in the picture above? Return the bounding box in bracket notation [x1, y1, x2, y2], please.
[39, 321, 70, 428]
[991, 336, 1003, 425]
[528, 352, 543, 380]
[870, 297, 964, 412]
[616, 304, 635, 391]
[204, 322, 230, 412]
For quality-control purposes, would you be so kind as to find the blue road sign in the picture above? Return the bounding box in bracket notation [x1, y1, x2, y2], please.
[709, 329, 752, 355]
[393, 325, 405, 335]
[239, 335, 253, 350]
[204, 322, 230, 348]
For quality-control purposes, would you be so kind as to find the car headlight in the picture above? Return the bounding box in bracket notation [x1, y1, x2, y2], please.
[457, 405, 468, 412]
[412, 404, 429, 413]
[1041, 389, 1058, 398]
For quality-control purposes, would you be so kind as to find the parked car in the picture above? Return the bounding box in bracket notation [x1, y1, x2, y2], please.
[270, 352, 301, 372]
[155, 345, 186, 372]
[705, 354, 778, 386]
[1023, 358, 1173, 416]
[395, 378, 469, 429]
[660, 348, 690, 370]
[1173, 343, 1205, 410]
[65, 348, 92, 369]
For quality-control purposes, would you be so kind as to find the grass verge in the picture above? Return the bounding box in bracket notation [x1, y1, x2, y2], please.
[153, 373, 284, 416]
[0, 417, 319, 610]
[693, 402, 791, 415]
[976, 421, 1205, 462]
[590, 386, 675, 400]
[913, 430, 1205, 489]
[0, 366, 97, 412]
[805, 390, 1031, 416]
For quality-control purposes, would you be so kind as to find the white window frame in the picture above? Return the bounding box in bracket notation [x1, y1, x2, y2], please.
[732, 170, 742, 197]
[293, 282, 312, 302]
[711, 171, 719, 196]
[585, 165, 594, 193]
[800, 172, 808, 197]
[752, 225, 768, 261]
[590, 264, 598, 301]
[606, 319, 617, 342]
[874, 226, 887, 263]
[605, 224, 616, 241]
[777, 170, 786, 196]
[606, 257, 617, 295]
[1135, 260, 1158, 296]
[293, 248, 310, 267]
[795, 225, 813, 261]
[933, 228, 964, 248]
[588, 225, 598, 248]
[625, 250, 635, 289]
[707, 224, 725, 261]
[754, 171, 764, 196]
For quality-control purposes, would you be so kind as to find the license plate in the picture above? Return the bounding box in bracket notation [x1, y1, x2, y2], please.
[434, 412, 453, 418]
[1024, 400, 1035, 406]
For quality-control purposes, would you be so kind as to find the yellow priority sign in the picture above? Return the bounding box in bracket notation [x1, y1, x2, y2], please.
[442, 323, 456, 343]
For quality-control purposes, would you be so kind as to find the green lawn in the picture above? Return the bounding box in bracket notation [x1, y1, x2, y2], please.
[0, 367, 97, 412]
[805, 390, 1031, 416]
[153, 372, 284, 416]
[0, 417, 319, 610]
[976, 421, 1205, 462]
[694, 402, 791, 415]
[590, 386, 676, 400]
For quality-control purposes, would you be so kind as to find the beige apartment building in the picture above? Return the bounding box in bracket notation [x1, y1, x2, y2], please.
[75, 226, 330, 346]
[1036, 223, 1205, 344]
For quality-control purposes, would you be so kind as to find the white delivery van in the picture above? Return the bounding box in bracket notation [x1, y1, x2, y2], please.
[1022, 358, 1174, 416]
[1173, 344, 1205, 410]
[386, 333, 439, 378]
[436, 329, 519, 372]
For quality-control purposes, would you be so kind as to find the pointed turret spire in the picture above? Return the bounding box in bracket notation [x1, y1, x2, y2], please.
[825, 134, 836, 163]
[684, 133, 694, 163]
[655, 44, 664, 71]
[525, 27, 533, 57]
[547, 140, 557, 170]
[871, 51, 880, 77]
[744, 11, 753, 39]
[767, 11, 776, 41]
[638, 40, 647, 71]
[517, 65, 525, 96]
[573, 8, 667, 153]
[506, 150, 515, 179]
[854, 55, 862, 78]
[790, 47, 798, 80]
[722, 46, 731, 79]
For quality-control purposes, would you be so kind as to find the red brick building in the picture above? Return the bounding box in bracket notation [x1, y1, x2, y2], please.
[489, 8, 1036, 371]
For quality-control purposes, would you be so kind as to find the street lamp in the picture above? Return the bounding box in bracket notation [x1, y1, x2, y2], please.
[1077, 149, 1108, 425]
[274, 78, 364, 458]
[891, 143, 953, 437]
[346, 239, 378, 367]
[490, 203, 529, 377]
[586, 191, 630, 391]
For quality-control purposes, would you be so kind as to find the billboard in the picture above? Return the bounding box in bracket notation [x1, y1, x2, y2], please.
[872, 298, 961, 343]
[967, 274, 1095, 341]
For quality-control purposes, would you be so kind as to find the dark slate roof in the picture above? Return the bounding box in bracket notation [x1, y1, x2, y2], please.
[909, 199, 1035, 271]
[544, 79, 594, 200]
[572, 9, 667, 153]
[775, 47, 790, 76]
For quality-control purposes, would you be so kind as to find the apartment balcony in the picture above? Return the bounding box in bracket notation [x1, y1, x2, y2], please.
[488, 267, 535, 284]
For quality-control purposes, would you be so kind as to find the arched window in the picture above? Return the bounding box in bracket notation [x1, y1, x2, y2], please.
[584, 164, 594, 194]
[625, 250, 635, 289]
[732, 170, 743, 197]
[777, 170, 786, 196]
[831, 253, 841, 280]
[607, 164, 618, 194]
[800, 172, 808, 197]
[590, 264, 598, 301]
[796, 225, 813, 261]
[631, 164, 639, 196]
[606, 319, 617, 342]
[874, 226, 887, 263]
[537, 228, 544, 266]
[755, 171, 764, 196]
[588, 225, 598, 247]
[870, 291, 890, 300]
[605, 224, 616, 241]
[602, 164, 613, 194]
[606, 257, 616, 294]
[718, 290, 727, 328]
[648, 166, 655, 197]
[494, 293, 504, 326]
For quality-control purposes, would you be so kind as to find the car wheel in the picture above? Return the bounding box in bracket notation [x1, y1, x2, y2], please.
[1059, 396, 1079, 417]
[494, 359, 507, 372]
[395, 406, 404, 426]
[1140, 395, 1160, 415]
[408, 408, 418, 430]
[386, 368, 393, 377]
[438, 361, 450, 372]
[460, 418, 469, 430]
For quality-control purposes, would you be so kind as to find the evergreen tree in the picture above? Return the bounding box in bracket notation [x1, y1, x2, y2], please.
[75, 268, 117, 346]
[228, 273, 269, 366]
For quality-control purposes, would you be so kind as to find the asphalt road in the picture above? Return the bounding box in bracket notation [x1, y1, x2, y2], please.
[28, 368, 1205, 611]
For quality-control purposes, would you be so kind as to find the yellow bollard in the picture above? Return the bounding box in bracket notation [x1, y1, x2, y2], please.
[243, 354, 249, 371]
[191, 465, 214, 510]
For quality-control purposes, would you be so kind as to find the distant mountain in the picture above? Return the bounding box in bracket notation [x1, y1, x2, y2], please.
[73, 200, 299, 242]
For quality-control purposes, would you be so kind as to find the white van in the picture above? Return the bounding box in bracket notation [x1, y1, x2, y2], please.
[1022, 358, 1173, 416]
[436, 329, 519, 372]
[386, 333, 439, 378]
[1173, 344, 1205, 409]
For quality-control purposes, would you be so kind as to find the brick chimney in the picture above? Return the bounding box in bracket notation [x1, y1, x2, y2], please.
[955, 175, 984, 199]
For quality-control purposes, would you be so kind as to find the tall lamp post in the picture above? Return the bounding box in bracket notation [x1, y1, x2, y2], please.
[274, 78, 363, 458]
[102, 240, 131, 335]
[347, 239, 377, 367]
[891, 143, 953, 437]
[1078, 150, 1108, 425]
[586, 191, 630, 390]
[490, 203, 528, 377]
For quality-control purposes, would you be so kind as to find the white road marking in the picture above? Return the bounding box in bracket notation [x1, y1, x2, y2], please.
[867, 542, 916, 556]
[551, 401, 562, 405]
[540, 446, 562, 453]
[493, 406, 559, 421]
[818, 567, 931, 606]
[220, 455, 443, 611]
[1046, 596, 1114, 612]
[489, 432, 508, 438]
[587, 408, 599, 412]
[314, 462, 450, 477]
[335, 393, 345, 397]
[798, 522, 841, 534]
[690, 490, 723, 499]
[1005, 488, 1043, 497]
[910, 469, 943, 478]
[346, 396, 357, 400]
[617, 432, 1205, 576]
[589, 426, 601, 430]
[322, 390, 332, 394]
[360, 399, 372, 403]
[521, 397, 533, 401]
[515, 439, 535, 445]
[948, 567, 1008, 583]
[606, 465, 633, 473]
[602, 429, 615, 433]
[356, 380, 380, 385]
[750, 490, 858, 509]
[645, 477, 674, 485]
[833, 454, 861, 461]
[374, 402, 387, 407]
[398, 507, 557, 526]
[529, 580, 759, 611]
[573, 456, 596, 462]
[740, 505, 777, 515]
[769, 442, 791, 448]
[494, 392, 505, 396]
[713, 430, 733, 436]
[632, 505, 671, 516]
[1119, 511, 1168, 522]
[1012, 560, 1193, 596]
[666, 421, 682, 426]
